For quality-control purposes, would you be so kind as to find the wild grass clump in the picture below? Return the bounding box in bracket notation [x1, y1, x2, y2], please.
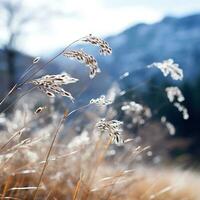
[0, 126, 200, 200]
[0, 35, 199, 200]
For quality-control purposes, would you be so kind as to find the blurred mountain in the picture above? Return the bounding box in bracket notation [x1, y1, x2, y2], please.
[0, 50, 31, 94]
[101, 14, 200, 82]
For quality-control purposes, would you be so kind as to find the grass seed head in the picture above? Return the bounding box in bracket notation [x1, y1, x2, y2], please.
[63, 50, 100, 79]
[30, 73, 78, 101]
[82, 34, 112, 56]
[148, 59, 183, 80]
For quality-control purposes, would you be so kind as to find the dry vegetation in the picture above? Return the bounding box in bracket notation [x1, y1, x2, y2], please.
[0, 35, 199, 200]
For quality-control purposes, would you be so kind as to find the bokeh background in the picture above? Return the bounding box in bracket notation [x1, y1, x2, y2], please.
[0, 0, 200, 165]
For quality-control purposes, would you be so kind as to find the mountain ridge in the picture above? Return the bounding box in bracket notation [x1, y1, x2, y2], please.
[102, 13, 200, 82]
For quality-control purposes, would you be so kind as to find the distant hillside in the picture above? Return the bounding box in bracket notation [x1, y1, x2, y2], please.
[0, 49, 58, 97]
[0, 50, 32, 94]
[102, 14, 200, 81]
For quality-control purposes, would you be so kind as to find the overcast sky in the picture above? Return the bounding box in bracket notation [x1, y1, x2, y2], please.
[5, 0, 200, 55]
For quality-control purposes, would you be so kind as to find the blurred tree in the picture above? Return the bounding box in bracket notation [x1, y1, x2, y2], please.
[0, 0, 69, 90]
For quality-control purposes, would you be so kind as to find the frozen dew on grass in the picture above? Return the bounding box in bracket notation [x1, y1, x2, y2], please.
[82, 34, 112, 56]
[63, 50, 101, 79]
[90, 95, 112, 106]
[147, 59, 183, 80]
[63, 34, 112, 79]
[96, 119, 124, 145]
[30, 73, 78, 102]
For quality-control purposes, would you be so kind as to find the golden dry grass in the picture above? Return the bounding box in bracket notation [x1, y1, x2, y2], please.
[0, 129, 199, 200]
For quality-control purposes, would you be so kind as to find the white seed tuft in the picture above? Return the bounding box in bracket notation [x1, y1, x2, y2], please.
[30, 73, 78, 101]
[148, 59, 183, 80]
[63, 50, 100, 79]
[90, 95, 112, 106]
[82, 34, 112, 56]
[96, 119, 124, 145]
